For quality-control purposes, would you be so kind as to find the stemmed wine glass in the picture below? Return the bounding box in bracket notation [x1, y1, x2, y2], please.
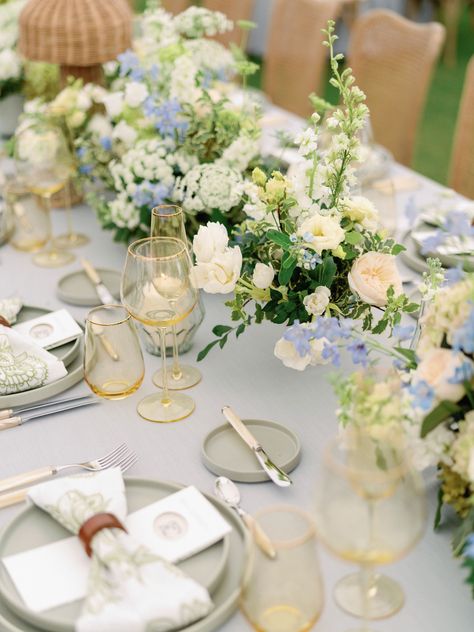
[150, 204, 202, 390]
[121, 237, 197, 423]
[54, 178, 90, 249]
[313, 431, 426, 631]
[14, 121, 75, 267]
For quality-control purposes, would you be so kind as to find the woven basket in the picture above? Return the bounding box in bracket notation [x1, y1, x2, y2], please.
[19, 0, 132, 84]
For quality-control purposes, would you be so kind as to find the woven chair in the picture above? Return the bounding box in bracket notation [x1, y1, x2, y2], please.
[449, 56, 474, 199]
[263, 0, 342, 118]
[161, 0, 191, 14]
[348, 10, 445, 166]
[203, 0, 255, 47]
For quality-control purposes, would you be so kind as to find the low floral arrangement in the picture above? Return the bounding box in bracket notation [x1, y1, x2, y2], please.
[194, 22, 417, 361]
[331, 263, 474, 596]
[0, 0, 25, 100]
[18, 1, 261, 240]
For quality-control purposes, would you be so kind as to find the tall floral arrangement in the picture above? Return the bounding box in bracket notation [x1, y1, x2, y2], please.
[332, 264, 474, 596]
[194, 22, 416, 361]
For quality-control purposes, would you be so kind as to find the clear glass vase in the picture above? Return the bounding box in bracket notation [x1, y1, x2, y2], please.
[138, 293, 205, 357]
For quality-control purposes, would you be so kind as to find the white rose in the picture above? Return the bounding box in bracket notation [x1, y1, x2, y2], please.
[76, 91, 92, 111]
[274, 333, 330, 371]
[49, 86, 77, 114]
[252, 263, 274, 289]
[0, 48, 21, 81]
[112, 121, 137, 147]
[192, 222, 229, 263]
[348, 252, 403, 307]
[124, 81, 149, 108]
[102, 92, 124, 118]
[303, 286, 331, 316]
[343, 196, 379, 231]
[87, 114, 113, 138]
[297, 213, 345, 254]
[413, 348, 474, 404]
[193, 247, 242, 294]
[67, 110, 86, 128]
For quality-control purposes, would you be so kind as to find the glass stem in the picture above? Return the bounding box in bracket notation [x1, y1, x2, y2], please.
[44, 194, 58, 256]
[171, 325, 183, 381]
[360, 562, 374, 632]
[157, 327, 171, 406]
[64, 179, 74, 237]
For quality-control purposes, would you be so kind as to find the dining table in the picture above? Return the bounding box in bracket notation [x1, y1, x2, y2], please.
[0, 102, 473, 631]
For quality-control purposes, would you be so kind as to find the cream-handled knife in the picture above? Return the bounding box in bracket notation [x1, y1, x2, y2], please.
[81, 258, 115, 305]
[222, 406, 293, 487]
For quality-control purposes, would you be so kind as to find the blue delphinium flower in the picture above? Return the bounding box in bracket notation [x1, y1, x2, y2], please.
[420, 231, 444, 255]
[443, 211, 474, 237]
[289, 234, 298, 243]
[154, 99, 188, 138]
[393, 324, 415, 341]
[347, 340, 369, 367]
[448, 360, 474, 384]
[79, 164, 93, 175]
[283, 321, 314, 357]
[443, 265, 465, 286]
[464, 534, 474, 559]
[117, 50, 144, 80]
[321, 341, 340, 367]
[99, 137, 112, 151]
[452, 305, 474, 354]
[408, 380, 435, 411]
[76, 147, 86, 159]
[133, 182, 171, 208]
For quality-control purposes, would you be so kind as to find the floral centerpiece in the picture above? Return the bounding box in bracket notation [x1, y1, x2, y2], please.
[331, 264, 474, 596]
[194, 22, 417, 361]
[0, 0, 25, 101]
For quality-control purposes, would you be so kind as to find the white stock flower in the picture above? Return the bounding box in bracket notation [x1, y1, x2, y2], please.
[412, 348, 474, 404]
[112, 121, 137, 147]
[219, 134, 259, 172]
[124, 81, 149, 108]
[173, 6, 232, 38]
[193, 247, 242, 294]
[193, 222, 229, 263]
[295, 128, 318, 156]
[87, 114, 113, 138]
[342, 196, 379, 231]
[297, 213, 345, 254]
[348, 252, 403, 307]
[0, 48, 21, 81]
[303, 286, 331, 316]
[108, 193, 140, 230]
[252, 263, 274, 289]
[102, 92, 124, 118]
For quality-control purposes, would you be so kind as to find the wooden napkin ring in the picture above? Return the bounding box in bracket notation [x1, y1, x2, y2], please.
[0, 316, 11, 327]
[78, 513, 127, 557]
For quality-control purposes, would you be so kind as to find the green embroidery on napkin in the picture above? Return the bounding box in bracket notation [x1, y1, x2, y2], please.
[44, 490, 110, 533]
[0, 334, 48, 395]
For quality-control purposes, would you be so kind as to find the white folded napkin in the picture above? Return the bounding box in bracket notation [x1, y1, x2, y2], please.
[27, 469, 214, 632]
[0, 325, 67, 395]
[0, 296, 22, 324]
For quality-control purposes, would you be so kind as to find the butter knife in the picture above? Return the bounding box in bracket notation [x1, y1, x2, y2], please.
[0, 397, 100, 431]
[222, 406, 293, 487]
[81, 258, 115, 305]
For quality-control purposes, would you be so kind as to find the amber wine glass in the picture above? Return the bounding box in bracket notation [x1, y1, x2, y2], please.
[84, 305, 144, 399]
[150, 204, 201, 390]
[240, 506, 324, 632]
[121, 237, 197, 422]
[14, 122, 75, 267]
[313, 432, 426, 631]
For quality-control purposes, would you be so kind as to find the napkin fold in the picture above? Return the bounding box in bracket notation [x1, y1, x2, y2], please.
[27, 469, 214, 632]
[0, 325, 67, 395]
[0, 296, 22, 324]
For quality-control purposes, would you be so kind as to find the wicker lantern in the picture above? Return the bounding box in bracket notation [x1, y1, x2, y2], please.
[18, 0, 133, 86]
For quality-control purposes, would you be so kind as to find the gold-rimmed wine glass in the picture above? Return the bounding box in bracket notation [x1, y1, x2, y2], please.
[53, 178, 90, 249]
[313, 432, 426, 631]
[150, 204, 202, 390]
[14, 121, 75, 267]
[121, 236, 197, 423]
[240, 506, 324, 631]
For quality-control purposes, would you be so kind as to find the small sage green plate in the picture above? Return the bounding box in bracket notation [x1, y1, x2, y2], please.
[202, 419, 301, 483]
[0, 478, 248, 632]
[57, 269, 121, 306]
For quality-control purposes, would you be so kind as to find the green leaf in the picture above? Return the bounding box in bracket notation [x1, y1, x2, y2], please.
[394, 347, 417, 367]
[267, 230, 292, 250]
[312, 256, 337, 287]
[345, 231, 363, 245]
[434, 486, 444, 530]
[372, 319, 388, 335]
[278, 255, 297, 285]
[421, 401, 463, 438]
[452, 507, 474, 556]
[212, 325, 232, 336]
[391, 244, 406, 255]
[219, 335, 228, 349]
[236, 323, 246, 338]
[197, 340, 219, 362]
[404, 303, 420, 313]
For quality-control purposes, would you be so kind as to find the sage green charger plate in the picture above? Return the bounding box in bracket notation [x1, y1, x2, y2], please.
[0, 478, 249, 632]
[202, 419, 301, 483]
[57, 269, 121, 306]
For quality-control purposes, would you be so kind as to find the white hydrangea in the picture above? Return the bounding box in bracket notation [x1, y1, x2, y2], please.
[139, 7, 179, 53]
[184, 39, 235, 75]
[172, 6, 232, 39]
[0, 0, 26, 49]
[113, 140, 176, 192]
[175, 164, 244, 214]
[0, 48, 21, 81]
[108, 192, 140, 230]
[219, 134, 259, 172]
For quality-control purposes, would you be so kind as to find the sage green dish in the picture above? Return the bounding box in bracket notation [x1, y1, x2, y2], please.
[0, 351, 84, 409]
[16, 306, 82, 369]
[57, 269, 121, 306]
[0, 478, 249, 632]
[202, 419, 301, 483]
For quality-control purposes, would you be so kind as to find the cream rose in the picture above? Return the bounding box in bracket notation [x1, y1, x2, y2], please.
[413, 348, 474, 404]
[348, 252, 403, 307]
[342, 196, 379, 231]
[252, 263, 274, 289]
[193, 247, 242, 294]
[303, 286, 331, 316]
[297, 213, 345, 254]
[193, 222, 229, 263]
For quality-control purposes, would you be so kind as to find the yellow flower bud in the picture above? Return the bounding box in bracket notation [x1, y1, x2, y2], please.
[332, 245, 346, 259]
[252, 167, 267, 187]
